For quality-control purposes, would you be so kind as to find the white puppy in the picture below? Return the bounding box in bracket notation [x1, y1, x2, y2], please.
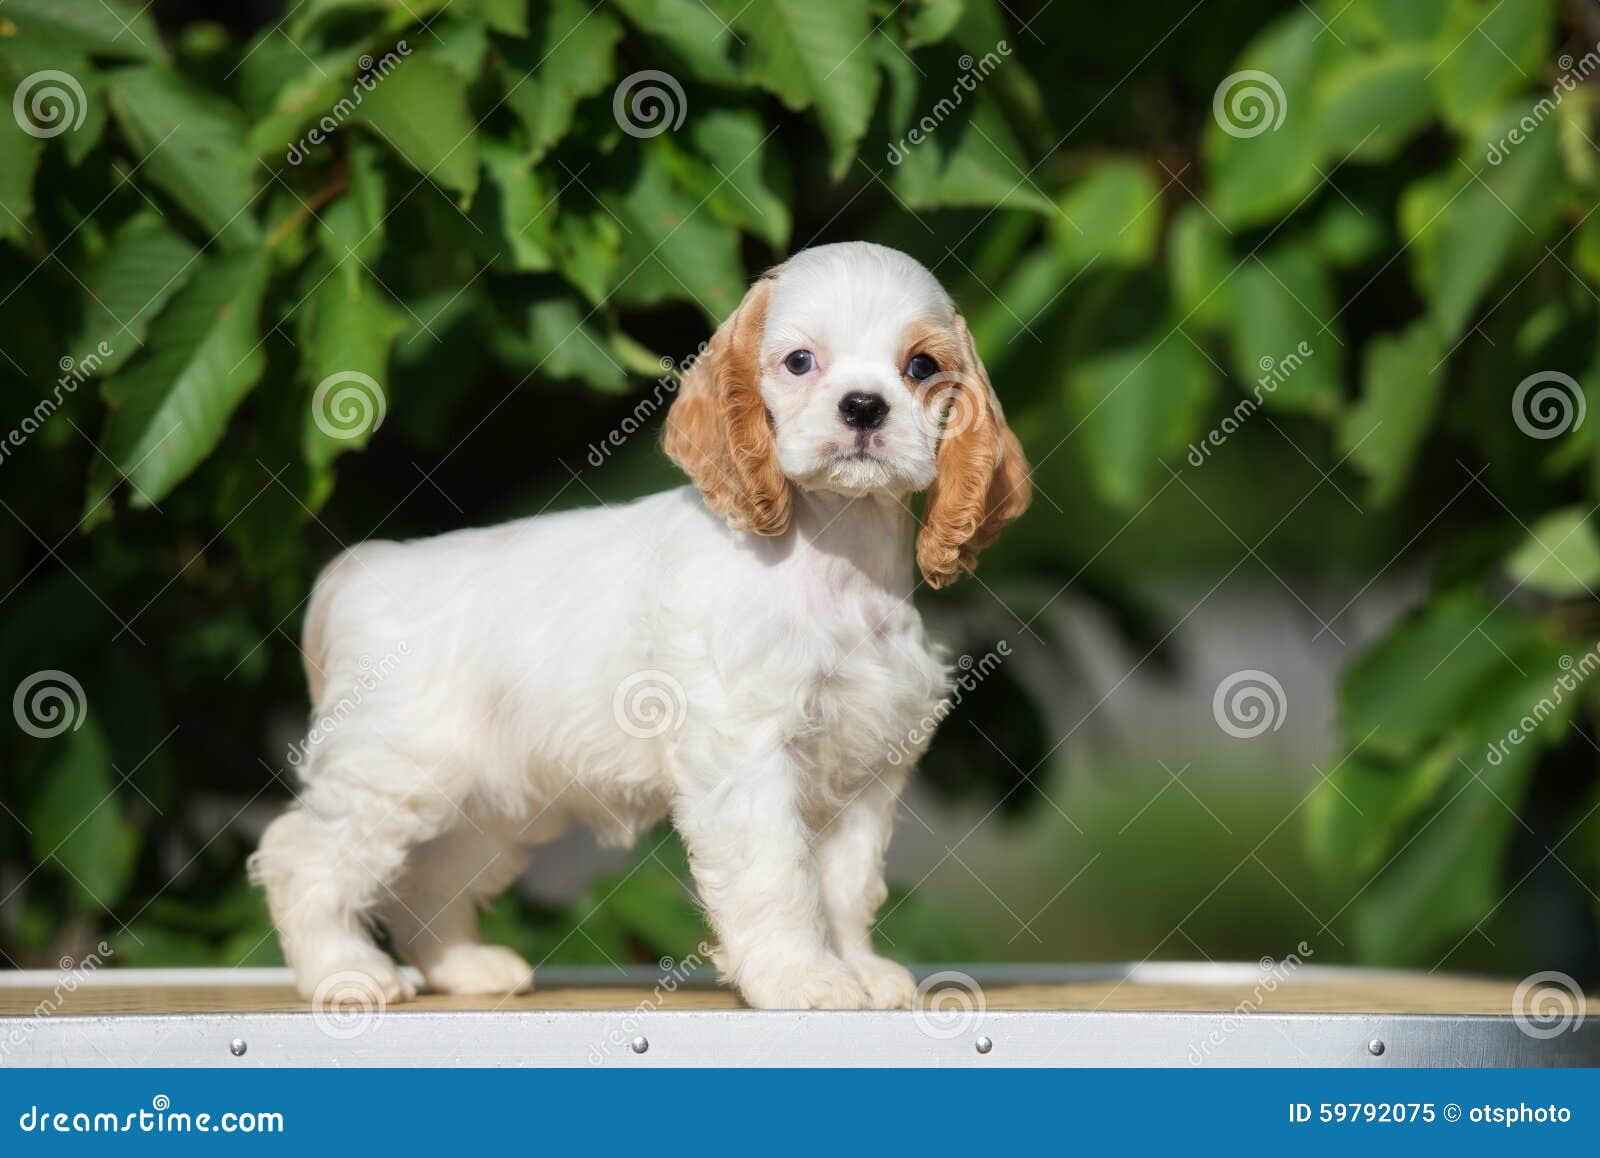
[252, 241, 1031, 1010]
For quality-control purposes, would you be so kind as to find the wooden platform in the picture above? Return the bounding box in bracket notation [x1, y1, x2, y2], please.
[2, 964, 1593, 1067]
[0, 970, 1543, 1016]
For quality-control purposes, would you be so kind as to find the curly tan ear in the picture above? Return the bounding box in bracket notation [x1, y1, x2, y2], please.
[663, 279, 790, 536]
[916, 315, 1032, 588]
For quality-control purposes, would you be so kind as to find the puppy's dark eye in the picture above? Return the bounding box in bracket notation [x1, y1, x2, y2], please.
[784, 350, 815, 375]
[906, 353, 939, 381]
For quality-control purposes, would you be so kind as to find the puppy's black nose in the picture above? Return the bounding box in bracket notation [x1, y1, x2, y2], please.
[839, 391, 889, 431]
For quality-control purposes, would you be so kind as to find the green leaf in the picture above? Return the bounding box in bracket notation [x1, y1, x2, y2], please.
[602, 142, 746, 321]
[1340, 320, 1445, 505]
[2, 0, 164, 60]
[474, 0, 530, 35]
[1167, 204, 1235, 332]
[315, 134, 388, 269]
[86, 254, 270, 514]
[1432, 0, 1558, 130]
[969, 248, 1073, 356]
[291, 0, 453, 36]
[603, 859, 709, 955]
[239, 35, 405, 164]
[1576, 212, 1600, 286]
[107, 68, 261, 248]
[609, 0, 740, 84]
[502, 0, 623, 163]
[0, 101, 43, 245]
[1052, 159, 1162, 272]
[553, 208, 624, 305]
[1353, 645, 1575, 963]
[30, 719, 141, 911]
[72, 212, 200, 376]
[1310, 197, 1386, 269]
[1067, 324, 1217, 508]
[1307, 743, 1458, 881]
[355, 52, 480, 199]
[1315, 47, 1437, 162]
[1404, 100, 1565, 341]
[433, 17, 489, 82]
[0, 35, 106, 166]
[1344, 0, 1452, 44]
[1228, 242, 1343, 417]
[298, 264, 406, 479]
[1505, 506, 1600, 597]
[687, 108, 790, 249]
[889, 94, 1052, 215]
[491, 295, 629, 393]
[735, 0, 881, 180]
[905, 0, 966, 47]
[474, 138, 557, 272]
[1204, 9, 1321, 227]
[1341, 589, 1542, 759]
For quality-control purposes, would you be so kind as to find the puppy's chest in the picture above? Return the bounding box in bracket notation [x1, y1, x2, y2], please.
[786, 614, 949, 783]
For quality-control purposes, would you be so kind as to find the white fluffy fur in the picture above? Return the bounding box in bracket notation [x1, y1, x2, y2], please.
[252, 243, 963, 1010]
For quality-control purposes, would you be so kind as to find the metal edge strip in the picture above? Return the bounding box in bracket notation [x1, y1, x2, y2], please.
[3, 1010, 1596, 1068]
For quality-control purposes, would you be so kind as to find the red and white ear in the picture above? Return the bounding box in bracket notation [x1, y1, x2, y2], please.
[663, 279, 790, 535]
[916, 314, 1031, 588]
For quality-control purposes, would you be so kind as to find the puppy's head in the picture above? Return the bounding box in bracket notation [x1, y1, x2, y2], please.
[664, 242, 1031, 588]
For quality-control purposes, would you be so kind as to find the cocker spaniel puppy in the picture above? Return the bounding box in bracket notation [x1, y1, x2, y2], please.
[252, 241, 1031, 1010]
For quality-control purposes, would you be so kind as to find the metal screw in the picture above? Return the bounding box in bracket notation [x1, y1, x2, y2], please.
[975, 1036, 993, 1055]
[1367, 1038, 1385, 1057]
[229, 1038, 247, 1057]
[630, 1036, 649, 1055]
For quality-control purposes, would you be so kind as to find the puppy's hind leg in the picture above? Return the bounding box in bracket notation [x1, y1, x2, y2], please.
[252, 770, 460, 1005]
[382, 826, 534, 996]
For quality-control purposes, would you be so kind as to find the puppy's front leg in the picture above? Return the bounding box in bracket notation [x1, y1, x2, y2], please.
[813, 770, 918, 1009]
[673, 751, 869, 1009]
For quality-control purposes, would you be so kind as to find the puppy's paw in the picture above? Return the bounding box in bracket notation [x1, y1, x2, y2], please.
[850, 955, 917, 1010]
[738, 957, 871, 1010]
[298, 947, 415, 1007]
[423, 944, 535, 996]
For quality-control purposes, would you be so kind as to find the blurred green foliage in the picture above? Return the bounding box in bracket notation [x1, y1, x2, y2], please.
[1, 0, 1599, 977]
